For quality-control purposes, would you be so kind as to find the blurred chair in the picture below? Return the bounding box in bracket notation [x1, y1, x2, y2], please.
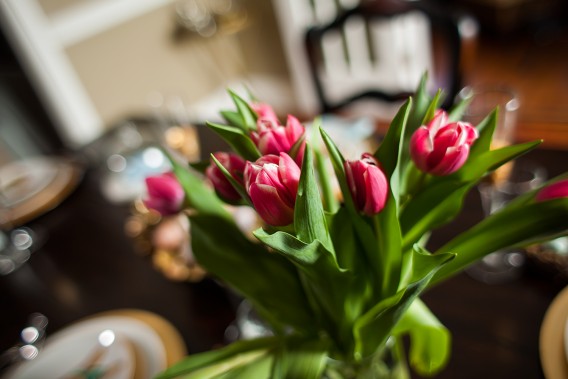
[304, 0, 472, 116]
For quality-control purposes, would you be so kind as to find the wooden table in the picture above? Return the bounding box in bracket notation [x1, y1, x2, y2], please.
[0, 146, 566, 379]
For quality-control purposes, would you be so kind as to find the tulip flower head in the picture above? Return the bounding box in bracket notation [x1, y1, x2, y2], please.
[536, 179, 568, 202]
[244, 153, 301, 226]
[345, 153, 389, 216]
[250, 114, 306, 165]
[250, 102, 279, 124]
[205, 152, 246, 202]
[410, 110, 478, 176]
[144, 172, 185, 216]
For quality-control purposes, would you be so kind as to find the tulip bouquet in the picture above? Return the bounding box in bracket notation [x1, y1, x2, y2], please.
[151, 76, 568, 378]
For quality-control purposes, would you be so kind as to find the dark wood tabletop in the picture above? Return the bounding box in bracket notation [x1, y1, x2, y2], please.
[0, 144, 566, 379]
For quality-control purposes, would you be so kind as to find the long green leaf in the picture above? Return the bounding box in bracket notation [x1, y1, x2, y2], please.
[320, 128, 380, 268]
[190, 214, 314, 333]
[393, 298, 451, 377]
[168, 152, 230, 220]
[295, 145, 333, 252]
[468, 109, 498, 160]
[400, 141, 541, 250]
[229, 90, 258, 131]
[353, 247, 454, 359]
[431, 197, 568, 285]
[156, 336, 278, 379]
[253, 229, 355, 351]
[210, 153, 251, 206]
[447, 95, 471, 122]
[206, 121, 261, 161]
[220, 109, 246, 130]
[460, 140, 541, 181]
[271, 338, 329, 379]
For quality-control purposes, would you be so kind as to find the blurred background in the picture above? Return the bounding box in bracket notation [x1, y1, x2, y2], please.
[0, 0, 567, 162]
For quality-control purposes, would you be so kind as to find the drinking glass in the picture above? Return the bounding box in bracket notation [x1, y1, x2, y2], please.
[457, 86, 542, 284]
[458, 86, 520, 184]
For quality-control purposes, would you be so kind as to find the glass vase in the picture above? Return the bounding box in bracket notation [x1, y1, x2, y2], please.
[323, 337, 410, 379]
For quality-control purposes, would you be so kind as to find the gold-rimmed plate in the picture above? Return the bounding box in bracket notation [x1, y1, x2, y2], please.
[2, 309, 186, 379]
[540, 286, 568, 379]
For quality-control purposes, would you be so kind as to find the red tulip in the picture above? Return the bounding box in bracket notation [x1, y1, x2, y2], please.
[144, 172, 185, 216]
[536, 179, 568, 201]
[410, 110, 478, 176]
[344, 153, 389, 216]
[250, 102, 279, 124]
[205, 152, 246, 202]
[244, 153, 301, 226]
[250, 114, 306, 165]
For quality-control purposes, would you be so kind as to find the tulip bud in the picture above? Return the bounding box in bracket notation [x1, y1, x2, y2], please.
[536, 179, 568, 202]
[250, 102, 279, 124]
[250, 114, 306, 165]
[144, 172, 185, 216]
[344, 153, 389, 216]
[205, 152, 246, 202]
[410, 110, 479, 176]
[244, 153, 301, 226]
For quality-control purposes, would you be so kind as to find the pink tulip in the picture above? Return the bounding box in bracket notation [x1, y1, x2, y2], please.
[250, 102, 279, 124]
[536, 179, 568, 202]
[205, 152, 246, 202]
[244, 153, 301, 226]
[344, 153, 389, 216]
[250, 114, 306, 165]
[144, 172, 185, 216]
[410, 110, 478, 176]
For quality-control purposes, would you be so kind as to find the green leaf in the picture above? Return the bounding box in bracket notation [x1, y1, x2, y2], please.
[431, 197, 568, 286]
[214, 354, 273, 379]
[421, 90, 443, 126]
[271, 338, 329, 379]
[447, 95, 471, 122]
[352, 246, 454, 359]
[319, 127, 379, 260]
[167, 151, 230, 220]
[376, 98, 412, 203]
[190, 214, 314, 333]
[374, 198, 403, 297]
[406, 73, 431, 134]
[393, 299, 451, 377]
[253, 229, 354, 350]
[294, 145, 333, 252]
[400, 141, 541, 250]
[401, 179, 470, 251]
[156, 336, 278, 379]
[460, 140, 541, 182]
[468, 109, 498, 160]
[221, 109, 246, 130]
[376, 98, 411, 178]
[229, 89, 258, 131]
[206, 121, 261, 161]
[210, 153, 251, 206]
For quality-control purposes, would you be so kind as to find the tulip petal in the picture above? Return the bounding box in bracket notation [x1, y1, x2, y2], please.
[363, 165, 389, 215]
[430, 145, 469, 175]
[249, 183, 294, 226]
[537, 179, 568, 201]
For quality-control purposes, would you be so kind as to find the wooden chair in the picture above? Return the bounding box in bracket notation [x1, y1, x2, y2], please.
[304, 0, 467, 115]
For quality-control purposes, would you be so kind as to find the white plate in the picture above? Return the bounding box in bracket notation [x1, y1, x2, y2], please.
[3, 315, 167, 379]
[0, 158, 59, 207]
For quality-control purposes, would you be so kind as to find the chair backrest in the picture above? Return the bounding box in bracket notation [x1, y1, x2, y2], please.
[304, 0, 463, 114]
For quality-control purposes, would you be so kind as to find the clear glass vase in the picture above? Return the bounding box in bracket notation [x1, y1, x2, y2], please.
[323, 337, 410, 379]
